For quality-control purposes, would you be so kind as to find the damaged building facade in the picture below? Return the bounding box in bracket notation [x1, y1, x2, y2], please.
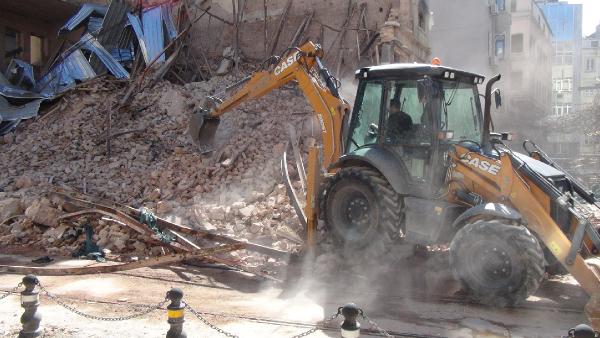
[0, 0, 433, 136]
[191, 0, 432, 76]
[0, 0, 193, 135]
[0, 0, 106, 70]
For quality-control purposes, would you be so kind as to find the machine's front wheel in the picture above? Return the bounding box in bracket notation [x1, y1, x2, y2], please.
[450, 219, 545, 307]
[322, 167, 402, 260]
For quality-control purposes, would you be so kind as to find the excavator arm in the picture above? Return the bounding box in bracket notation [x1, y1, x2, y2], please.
[188, 41, 351, 245]
[188, 41, 351, 170]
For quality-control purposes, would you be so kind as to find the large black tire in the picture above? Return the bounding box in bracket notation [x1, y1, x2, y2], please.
[322, 167, 402, 260]
[450, 219, 545, 307]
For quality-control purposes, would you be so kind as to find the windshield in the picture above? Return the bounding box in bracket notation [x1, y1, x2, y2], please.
[439, 80, 482, 144]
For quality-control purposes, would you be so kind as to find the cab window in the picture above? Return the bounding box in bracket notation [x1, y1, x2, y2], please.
[347, 81, 383, 152]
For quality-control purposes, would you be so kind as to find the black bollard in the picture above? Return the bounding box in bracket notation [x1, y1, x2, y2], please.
[340, 303, 361, 338]
[166, 288, 186, 338]
[568, 324, 598, 338]
[18, 274, 42, 338]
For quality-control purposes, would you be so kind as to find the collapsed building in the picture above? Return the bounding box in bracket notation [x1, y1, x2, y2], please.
[0, 0, 434, 275]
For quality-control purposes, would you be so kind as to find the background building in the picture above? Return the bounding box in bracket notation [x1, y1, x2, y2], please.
[430, 0, 553, 145]
[538, 1, 583, 157]
[580, 24, 600, 134]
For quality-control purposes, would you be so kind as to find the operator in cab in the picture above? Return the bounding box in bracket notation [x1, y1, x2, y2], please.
[387, 98, 413, 143]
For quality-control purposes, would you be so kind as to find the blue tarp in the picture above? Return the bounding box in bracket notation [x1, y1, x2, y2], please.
[59, 4, 108, 34]
[128, 4, 177, 65]
[1, 2, 178, 104]
[127, 13, 150, 63]
[162, 5, 178, 41]
[35, 49, 97, 96]
[141, 6, 165, 63]
[88, 16, 104, 34]
[0, 84, 50, 100]
[79, 33, 130, 79]
[0, 96, 43, 121]
[111, 48, 134, 62]
[5, 59, 35, 88]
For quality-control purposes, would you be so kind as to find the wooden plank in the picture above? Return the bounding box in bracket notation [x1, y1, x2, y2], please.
[51, 191, 290, 259]
[264, 0, 269, 59]
[0, 245, 242, 276]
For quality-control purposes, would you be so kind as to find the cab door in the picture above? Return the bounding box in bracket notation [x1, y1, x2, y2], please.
[382, 79, 438, 197]
[346, 81, 384, 153]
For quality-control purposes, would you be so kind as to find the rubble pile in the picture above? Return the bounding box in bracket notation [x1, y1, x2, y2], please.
[0, 75, 316, 264]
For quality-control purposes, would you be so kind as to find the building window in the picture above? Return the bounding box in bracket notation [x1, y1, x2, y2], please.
[512, 34, 523, 53]
[592, 41, 599, 48]
[418, 0, 428, 30]
[496, 0, 505, 11]
[30, 35, 43, 66]
[565, 78, 572, 91]
[585, 135, 599, 145]
[554, 78, 572, 92]
[586, 58, 596, 72]
[511, 0, 517, 12]
[495, 35, 505, 58]
[554, 52, 574, 65]
[564, 53, 573, 65]
[553, 104, 572, 117]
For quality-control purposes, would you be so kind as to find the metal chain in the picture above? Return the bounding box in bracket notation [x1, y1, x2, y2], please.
[362, 313, 394, 338]
[185, 303, 240, 338]
[39, 284, 167, 321]
[0, 283, 23, 301]
[289, 310, 341, 338]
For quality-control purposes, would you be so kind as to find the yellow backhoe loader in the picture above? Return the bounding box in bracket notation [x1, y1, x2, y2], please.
[188, 42, 600, 328]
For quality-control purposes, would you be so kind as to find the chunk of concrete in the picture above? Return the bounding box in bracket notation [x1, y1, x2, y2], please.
[0, 198, 23, 221]
[25, 200, 64, 227]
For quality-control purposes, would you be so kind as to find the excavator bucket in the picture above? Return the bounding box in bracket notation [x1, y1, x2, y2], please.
[187, 110, 221, 148]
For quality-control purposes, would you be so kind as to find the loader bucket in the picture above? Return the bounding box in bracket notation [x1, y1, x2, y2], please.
[187, 110, 221, 148]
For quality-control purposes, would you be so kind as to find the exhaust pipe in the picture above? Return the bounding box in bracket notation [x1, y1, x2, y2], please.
[482, 74, 501, 153]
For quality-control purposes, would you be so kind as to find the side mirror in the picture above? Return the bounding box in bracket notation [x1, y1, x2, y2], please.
[368, 123, 379, 137]
[494, 89, 502, 108]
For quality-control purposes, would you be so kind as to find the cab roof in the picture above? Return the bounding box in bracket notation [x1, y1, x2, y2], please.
[356, 63, 486, 84]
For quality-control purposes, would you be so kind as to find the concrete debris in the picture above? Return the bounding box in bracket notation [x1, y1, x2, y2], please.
[0, 198, 23, 221]
[0, 72, 313, 270]
[24, 200, 64, 228]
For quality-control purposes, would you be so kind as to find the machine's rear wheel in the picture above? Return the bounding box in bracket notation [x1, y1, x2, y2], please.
[322, 167, 402, 260]
[450, 219, 545, 307]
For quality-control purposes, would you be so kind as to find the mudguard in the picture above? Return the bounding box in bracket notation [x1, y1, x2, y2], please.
[452, 203, 522, 228]
[330, 145, 411, 195]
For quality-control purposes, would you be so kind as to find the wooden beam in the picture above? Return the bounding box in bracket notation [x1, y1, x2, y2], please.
[0, 245, 242, 276]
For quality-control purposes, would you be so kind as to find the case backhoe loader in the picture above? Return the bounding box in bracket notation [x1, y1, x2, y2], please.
[188, 42, 600, 328]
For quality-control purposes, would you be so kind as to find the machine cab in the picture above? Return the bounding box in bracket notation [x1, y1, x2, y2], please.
[345, 64, 486, 197]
